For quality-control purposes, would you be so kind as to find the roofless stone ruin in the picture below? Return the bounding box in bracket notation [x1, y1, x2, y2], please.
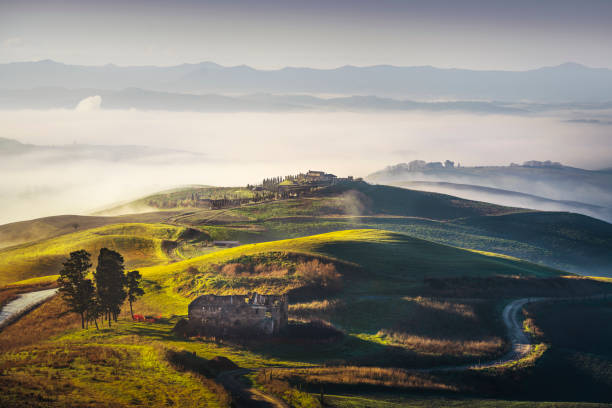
[188, 293, 288, 336]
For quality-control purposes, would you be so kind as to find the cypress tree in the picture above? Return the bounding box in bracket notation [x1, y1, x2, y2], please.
[94, 248, 127, 326]
[57, 250, 93, 329]
[125, 270, 145, 319]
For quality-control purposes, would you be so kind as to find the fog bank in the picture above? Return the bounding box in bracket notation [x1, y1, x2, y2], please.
[1, 109, 611, 224]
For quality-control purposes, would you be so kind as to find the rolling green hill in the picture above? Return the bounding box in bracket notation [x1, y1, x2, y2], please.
[456, 212, 612, 274]
[133, 229, 564, 314]
[0, 211, 182, 250]
[97, 185, 256, 214]
[3, 180, 611, 279]
[0, 223, 204, 285]
[2, 220, 611, 407]
[158, 182, 612, 276]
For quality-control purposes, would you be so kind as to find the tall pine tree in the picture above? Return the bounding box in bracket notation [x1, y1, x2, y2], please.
[94, 248, 127, 326]
[57, 250, 94, 329]
[125, 270, 145, 319]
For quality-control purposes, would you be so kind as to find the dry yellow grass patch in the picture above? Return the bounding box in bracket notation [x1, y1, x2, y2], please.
[406, 296, 477, 319]
[289, 299, 342, 317]
[267, 366, 456, 391]
[376, 329, 504, 357]
[0, 296, 80, 352]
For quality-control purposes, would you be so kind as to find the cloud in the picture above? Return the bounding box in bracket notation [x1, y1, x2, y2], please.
[75, 95, 102, 111]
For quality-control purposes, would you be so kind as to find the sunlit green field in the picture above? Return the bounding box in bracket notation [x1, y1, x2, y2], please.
[0, 223, 191, 285]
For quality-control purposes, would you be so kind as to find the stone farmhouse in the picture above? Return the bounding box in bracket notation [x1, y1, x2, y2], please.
[188, 293, 288, 336]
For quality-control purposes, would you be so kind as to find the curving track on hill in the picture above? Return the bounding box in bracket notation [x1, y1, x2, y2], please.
[0, 288, 58, 330]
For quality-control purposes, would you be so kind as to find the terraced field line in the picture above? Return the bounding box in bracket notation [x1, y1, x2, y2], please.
[0, 288, 58, 330]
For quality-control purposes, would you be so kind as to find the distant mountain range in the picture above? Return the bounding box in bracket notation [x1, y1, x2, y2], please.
[1, 60, 612, 102]
[367, 160, 612, 222]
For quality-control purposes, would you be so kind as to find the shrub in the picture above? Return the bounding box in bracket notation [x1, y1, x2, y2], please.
[295, 260, 342, 291]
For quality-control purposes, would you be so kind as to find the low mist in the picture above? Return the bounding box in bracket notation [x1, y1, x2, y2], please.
[1, 108, 611, 225]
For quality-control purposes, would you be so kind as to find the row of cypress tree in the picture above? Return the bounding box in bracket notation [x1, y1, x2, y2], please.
[57, 248, 144, 329]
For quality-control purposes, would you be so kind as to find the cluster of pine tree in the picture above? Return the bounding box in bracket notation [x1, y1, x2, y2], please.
[261, 176, 284, 191]
[259, 174, 306, 192]
[57, 248, 144, 329]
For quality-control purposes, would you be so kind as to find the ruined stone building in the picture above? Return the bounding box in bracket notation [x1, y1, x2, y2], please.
[188, 293, 288, 336]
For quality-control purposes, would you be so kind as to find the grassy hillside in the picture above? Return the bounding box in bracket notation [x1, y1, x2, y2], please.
[0, 223, 199, 285]
[2, 227, 611, 407]
[0, 297, 230, 408]
[130, 181, 611, 275]
[0, 211, 181, 250]
[140, 229, 563, 297]
[121, 229, 573, 369]
[102, 181, 516, 222]
[210, 182, 517, 222]
[457, 212, 612, 274]
[99, 185, 255, 214]
[4, 180, 612, 276]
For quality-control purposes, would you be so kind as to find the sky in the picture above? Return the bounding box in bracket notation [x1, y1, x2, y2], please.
[1, 0, 612, 70]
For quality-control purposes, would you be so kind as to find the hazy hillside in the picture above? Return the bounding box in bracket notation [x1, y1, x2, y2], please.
[392, 181, 612, 222]
[2, 60, 612, 101]
[0, 87, 528, 114]
[367, 160, 612, 221]
[0, 137, 204, 164]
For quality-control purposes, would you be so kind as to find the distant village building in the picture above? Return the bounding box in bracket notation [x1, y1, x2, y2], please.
[521, 160, 563, 168]
[305, 170, 338, 186]
[188, 293, 288, 336]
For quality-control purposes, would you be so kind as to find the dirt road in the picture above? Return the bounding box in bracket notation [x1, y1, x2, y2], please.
[0, 288, 58, 330]
[217, 368, 289, 408]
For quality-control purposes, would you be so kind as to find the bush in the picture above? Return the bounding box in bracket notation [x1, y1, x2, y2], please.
[295, 259, 342, 291]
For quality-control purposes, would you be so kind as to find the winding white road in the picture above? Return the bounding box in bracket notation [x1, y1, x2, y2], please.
[460, 297, 542, 370]
[0, 288, 58, 330]
[425, 294, 608, 371]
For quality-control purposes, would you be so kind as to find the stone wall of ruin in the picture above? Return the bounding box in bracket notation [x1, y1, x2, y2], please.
[188, 294, 288, 336]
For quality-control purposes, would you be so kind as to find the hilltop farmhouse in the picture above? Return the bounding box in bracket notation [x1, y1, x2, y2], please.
[276, 170, 361, 195]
